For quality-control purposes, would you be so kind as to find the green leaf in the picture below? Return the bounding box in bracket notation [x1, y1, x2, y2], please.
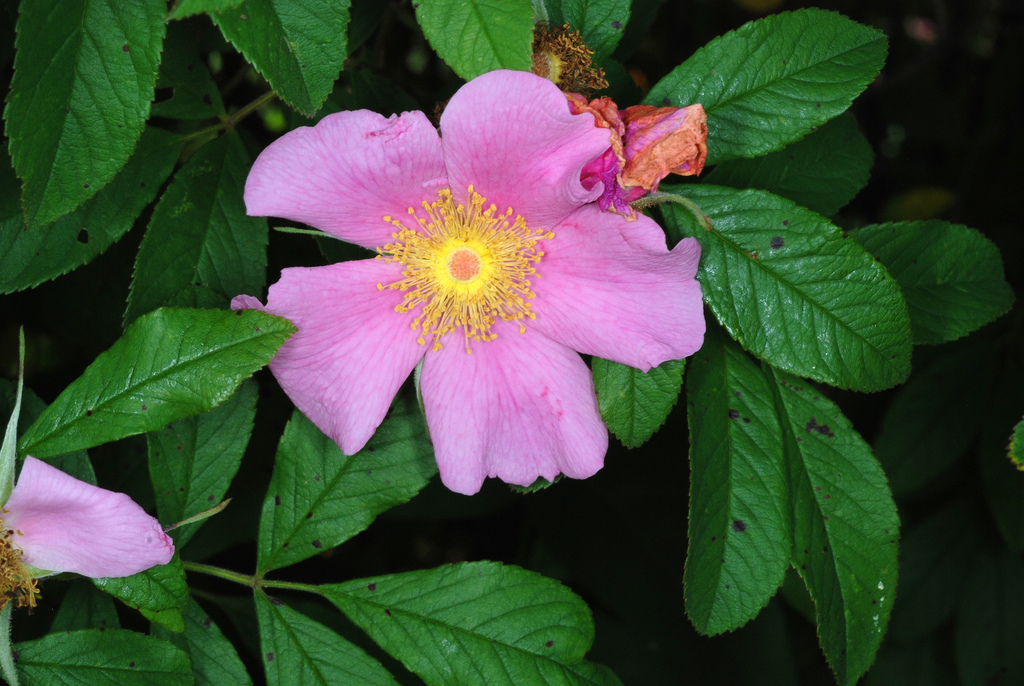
[592, 357, 683, 449]
[0, 128, 181, 294]
[168, 0, 244, 20]
[149, 379, 258, 548]
[0, 381, 96, 485]
[850, 221, 1015, 345]
[211, 0, 351, 116]
[645, 9, 887, 165]
[126, 132, 268, 326]
[4, 0, 166, 225]
[18, 308, 294, 458]
[702, 112, 873, 217]
[770, 369, 900, 686]
[510, 475, 561, 494]
[955, 551, 1024, 686]
[153, 598, 252, 686]
[258, 396, 436, 575]
[323, 561, 619, 685]
[661, 185, 912, 392]
[51, 580, 121, 632]
[151, 23, 227, 119]
[414, 0, 534, 80]
[15, 629, 191, 685]
[1011, 417, 1024, 470]
[685, 323, 789, 635]
[889, 501, 980, 642]
[873, 336, 999, 496]
[538, 0, 630, 60]
[255, 592, 398, 685]
[0, 329, 23, 503]
[93, 555, 190, 632]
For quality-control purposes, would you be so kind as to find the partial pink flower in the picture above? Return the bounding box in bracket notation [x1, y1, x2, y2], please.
[1, 457, 174, 606]
[235, 70, 705, 495]
[568, 95, 708, 218]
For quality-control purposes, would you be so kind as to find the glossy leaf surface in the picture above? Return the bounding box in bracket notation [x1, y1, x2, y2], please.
[324, 562, 620, 685]
[125, 132, 267, 326]
[5, 0, 166, 225]
[93, 555, 190, 632]
[685, 324, 789, 634]
[14, 629, 191, 685]
[211, 0, 350, 116]
[149, 379, 258, 547]
[771, 370, 899, 686]
[153, 598, 252, 686]
[851, 221, 1015, 345]
[592, 357, 683, 448]
[414, 0, 534, 80]
[18, 308, 293, 458]
[662, 185, 912, 392]
[258, 397, 436, 574]
[645, 9, 887, 164]
[0, 128, 180, 294]
[255, 593, 398, 686]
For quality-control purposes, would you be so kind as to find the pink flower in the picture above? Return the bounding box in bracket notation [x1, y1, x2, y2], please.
[568, 95, 708, 218]
[1, 457, 174, 608]
[233, 70, 705, 495]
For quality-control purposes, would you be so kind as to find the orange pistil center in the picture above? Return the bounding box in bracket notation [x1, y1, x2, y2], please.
[376, 186, 553, 353]
[447, 248, 482, 282]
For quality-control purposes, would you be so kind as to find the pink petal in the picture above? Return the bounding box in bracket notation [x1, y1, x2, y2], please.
[231, 294, 265, 311]
[440, 70, 612, 229]
[4, 457, 173, 578]
[237, 259, 425, 454]
[530, 204, 705, 370]
[244, 110, 447, 250]
[420, 325, 608, 495]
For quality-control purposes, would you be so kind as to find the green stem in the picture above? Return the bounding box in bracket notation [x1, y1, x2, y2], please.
[0, 604, 19, 686]
[183, 561, 256, 588]
[180, 90, 278, 143]
[631, 191, 714, 232]
[261, 579, 323, 595]
[183, 562, 324, 596]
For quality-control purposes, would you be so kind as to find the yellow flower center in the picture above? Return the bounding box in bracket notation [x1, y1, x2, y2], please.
[0, 513, 40, 611]
[377, 186, 553, 353]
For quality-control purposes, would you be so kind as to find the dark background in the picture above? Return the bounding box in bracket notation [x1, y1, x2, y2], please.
[2, 0, 1023, 683]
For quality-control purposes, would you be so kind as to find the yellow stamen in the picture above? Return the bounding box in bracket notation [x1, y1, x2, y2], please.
[0, 512, 40, 611]
[377, 187, 553, 353]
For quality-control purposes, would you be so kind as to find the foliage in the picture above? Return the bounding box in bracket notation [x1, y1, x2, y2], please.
[1, 1, 1019, 684]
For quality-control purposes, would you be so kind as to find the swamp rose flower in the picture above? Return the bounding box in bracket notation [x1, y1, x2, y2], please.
[1, 457, 174, 609]
[233, 70, 705, 495]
